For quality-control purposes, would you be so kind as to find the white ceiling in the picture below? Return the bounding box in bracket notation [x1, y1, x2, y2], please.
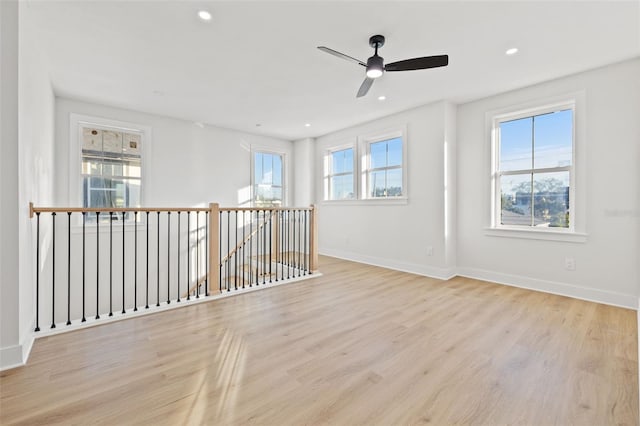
[26, 1, 640, 140]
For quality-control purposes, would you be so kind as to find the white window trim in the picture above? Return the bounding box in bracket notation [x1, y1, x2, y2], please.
[323, 141, 357, 201]
[358, 125, 408, 201]
[69, 113, 151, 229]
[251, 146, 287, 207]
[485, 91, 587, 242]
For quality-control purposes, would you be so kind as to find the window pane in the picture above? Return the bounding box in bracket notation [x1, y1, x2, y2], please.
[125, 178, 141, 208]
[102, 159, 123, 177]
[500, 117, 532, 171]
[386, 168, 403, 196]
[82, 128, 102, 151]
[272, 187, 282, 205]
[343, 148, 353, 172]
[500, 173, 532, 226]
[254, 152, 283, 205]
[387, 137, 402, 167]
[370, 141, 387, 169]
[254, 152, 263, 184]
[534, 109, 572, 169]
[82, 157, 102, 175]
[123, 160, 141, 178]
[255, 184, 282, 205]
[262, 154, 273, 185]
[122, 133, 141, 155]
[330, 174, 354, 200]
[332, 148, 353, 174]
[273, 154, 282, 186]
[102, 130, 122, 153]
[533, 171, 570, 228]
[255, 184, 270, 203]
[369, 170, 386, 197]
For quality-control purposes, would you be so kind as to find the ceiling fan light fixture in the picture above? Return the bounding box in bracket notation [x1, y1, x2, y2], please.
[366, 68, 383, 79]
[366, 55, 384, 79]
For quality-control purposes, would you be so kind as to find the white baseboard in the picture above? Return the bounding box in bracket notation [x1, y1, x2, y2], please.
[0, 333, 34, 372]
[319, 249, 636, 310]
[320, 248, 456, 280]
[456, 266, 637, 310]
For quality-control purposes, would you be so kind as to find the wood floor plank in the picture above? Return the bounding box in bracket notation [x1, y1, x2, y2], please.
[1, 255, 637, 425]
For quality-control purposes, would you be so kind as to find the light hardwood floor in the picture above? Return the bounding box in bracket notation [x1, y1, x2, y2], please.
[1, 256, 637, 425]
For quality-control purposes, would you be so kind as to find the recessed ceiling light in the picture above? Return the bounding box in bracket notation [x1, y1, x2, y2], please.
[304, 123, 311, 127]
[255, 124, 262, 127]
[378, 95, 386, 101]
[505, 47, 519, 56]
[198, 10, 212, 21]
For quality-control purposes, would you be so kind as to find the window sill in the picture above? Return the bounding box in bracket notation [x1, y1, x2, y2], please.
[321, 197, 409, 206]
[484, 227, 588, 243]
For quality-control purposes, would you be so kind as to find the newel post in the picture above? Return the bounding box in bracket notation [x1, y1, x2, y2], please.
[309, 204, 318, 272]
[209, 203, 220, 293]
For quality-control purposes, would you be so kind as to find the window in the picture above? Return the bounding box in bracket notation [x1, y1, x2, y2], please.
[325, 147, 355, 200]
[253, 151, 283, 206]
[364, 136, 404, 198]
[81, 126, 142, 222]
[321, 127, 407, 202]
[492, 103, 574, 229]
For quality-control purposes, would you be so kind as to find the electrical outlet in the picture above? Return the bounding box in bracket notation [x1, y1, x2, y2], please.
[565, 257, 575, 271]
[426, 246, 433, 256]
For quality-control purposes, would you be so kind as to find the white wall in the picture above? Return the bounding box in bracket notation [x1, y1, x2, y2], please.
[293, 137, 315, 207]
[457, 59, 640, 308]
[0, 0, 56, 370]
[0, 0, 22, 369]
[314, 101, 456, 279]
[18, 0, 56, 349]
[55, 98, 293, 208]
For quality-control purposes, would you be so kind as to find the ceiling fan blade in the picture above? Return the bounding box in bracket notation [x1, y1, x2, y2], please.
[385, 55, 449, 72]
[356, 77, 374, 98]
[317, 46, 366, 67]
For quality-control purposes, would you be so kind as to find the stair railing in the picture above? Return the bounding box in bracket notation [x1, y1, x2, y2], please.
[28, 202, 317, 333]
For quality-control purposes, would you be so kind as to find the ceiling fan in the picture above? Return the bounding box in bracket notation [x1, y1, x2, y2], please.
[317, 35, 448, 98]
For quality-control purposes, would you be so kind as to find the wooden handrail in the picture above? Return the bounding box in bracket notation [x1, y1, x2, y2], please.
[220, 209, 278, 265]
[29, 202, 210, 218]
[219, 206, 313, 212]
[29, 203, 314, 218]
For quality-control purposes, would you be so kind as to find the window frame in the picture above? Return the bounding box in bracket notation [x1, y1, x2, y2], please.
[251, 148, 286, 207]
[324, 143, 356, 201]
[359, 127, 407, 201]
[487, 94, 587, 242]
[69, 114, 151, 228]
[82, 131, 142, 217]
